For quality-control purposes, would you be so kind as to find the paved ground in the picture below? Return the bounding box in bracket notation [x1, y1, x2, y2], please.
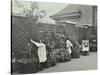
[38, 52, 97, 73]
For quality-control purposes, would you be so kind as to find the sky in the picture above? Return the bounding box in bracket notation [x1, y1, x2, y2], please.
[12, 0, 68, 16]
[38, 2, 68, 16]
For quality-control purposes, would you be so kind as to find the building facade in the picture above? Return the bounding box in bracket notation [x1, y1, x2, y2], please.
[50, 4, 97, 43]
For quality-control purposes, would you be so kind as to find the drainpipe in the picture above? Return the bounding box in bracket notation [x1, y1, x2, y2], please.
[83, 25, 88, 40]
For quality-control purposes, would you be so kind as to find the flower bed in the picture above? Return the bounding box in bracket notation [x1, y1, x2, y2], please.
[52, 48, 71, 62]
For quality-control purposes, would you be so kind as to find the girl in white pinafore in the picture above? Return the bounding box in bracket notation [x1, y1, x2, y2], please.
[30, 39, 47, 63]
[66, 39, 73, 54]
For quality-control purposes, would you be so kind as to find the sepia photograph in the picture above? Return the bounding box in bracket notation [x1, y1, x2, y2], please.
[11, 0, 97, 74]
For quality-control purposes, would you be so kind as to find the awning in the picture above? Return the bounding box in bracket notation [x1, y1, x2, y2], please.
[37, 16, 56, 24]
[60, 20, 77, 24]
